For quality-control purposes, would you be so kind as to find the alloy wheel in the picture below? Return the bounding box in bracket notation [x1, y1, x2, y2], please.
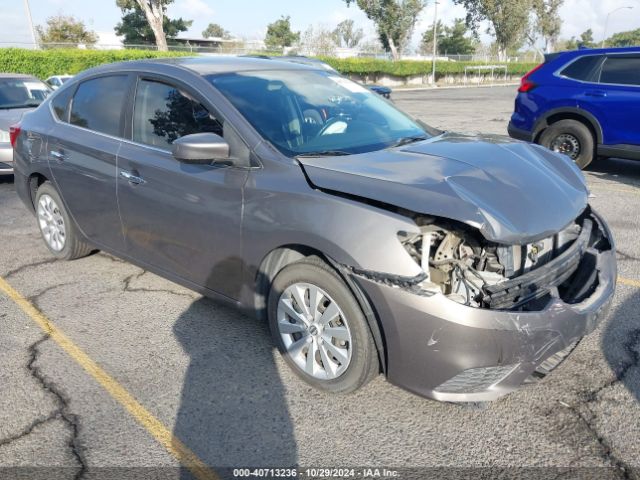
[37, 194, 66, 252]
[276, 282, 353, 380]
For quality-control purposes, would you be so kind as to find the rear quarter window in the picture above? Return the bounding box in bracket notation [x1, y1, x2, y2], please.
[51, 87, 73, 122]
[560, 55, 603, 81]
[70, 75, 129, 136]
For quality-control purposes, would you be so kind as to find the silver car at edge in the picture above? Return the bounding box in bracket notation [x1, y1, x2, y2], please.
[12, 57, 616, 402]
[0, 73, 51, 175]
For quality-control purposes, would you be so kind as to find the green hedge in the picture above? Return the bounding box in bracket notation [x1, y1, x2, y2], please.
[0, 48, 536, 80]
[0, 48, 190, 79]
[317, 56, 538, 78]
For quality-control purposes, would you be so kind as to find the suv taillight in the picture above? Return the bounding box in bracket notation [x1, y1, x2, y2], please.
[518, 63, 544, 93]
[9, 124, 21, 148]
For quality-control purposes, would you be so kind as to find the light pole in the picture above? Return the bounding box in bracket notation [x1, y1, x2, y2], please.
[602, 6, 633, 47]
[431, 1, 439, 85]
[23, 0, 38, 48]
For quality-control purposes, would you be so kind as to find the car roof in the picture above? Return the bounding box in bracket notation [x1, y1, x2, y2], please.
[77, 55, 321, 79]
[554, 46, 640, 57]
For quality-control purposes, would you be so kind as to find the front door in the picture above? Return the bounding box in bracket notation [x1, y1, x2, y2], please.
[116, 77, 247, 299]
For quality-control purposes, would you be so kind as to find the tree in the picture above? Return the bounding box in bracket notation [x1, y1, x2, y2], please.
[344, 0, 427, 60]
[422, 18, 476, 55]
[202, 23, 231, 39]
[36, 15, 99, 47]
[453, 0, 531, 60]
[300, 25, 337, 56]
[532, 0, 563, 53]
[115, 0, 191, 51]
[420, 20, 445, 55]
[605, 28, 640, 47]
[332, 19, 364, 48]
[265, 16, 300, 49]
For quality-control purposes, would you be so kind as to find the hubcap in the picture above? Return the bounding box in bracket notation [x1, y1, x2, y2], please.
[37, 194, 66, 252]
[551, 133, 581, 160]
[277, 283, 352, 380]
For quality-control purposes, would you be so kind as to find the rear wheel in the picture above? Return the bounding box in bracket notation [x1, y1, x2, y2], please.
[268, 259, 379, 393]
[539, 119, 595, 169]
[35, 182, 93, 260]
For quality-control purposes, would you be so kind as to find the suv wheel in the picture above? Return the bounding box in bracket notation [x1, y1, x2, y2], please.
[35, 182, 94, 260]
[268, 259, 379, 393]
[539, 119, 595, 169]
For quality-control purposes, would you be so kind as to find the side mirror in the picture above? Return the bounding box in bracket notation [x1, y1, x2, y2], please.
[172, 133, 230, 164]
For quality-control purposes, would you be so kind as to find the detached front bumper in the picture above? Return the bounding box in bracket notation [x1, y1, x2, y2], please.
[353, 210, 616, 402]
[0, 144, 13, 174]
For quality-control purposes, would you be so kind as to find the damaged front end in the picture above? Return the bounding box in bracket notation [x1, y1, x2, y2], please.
[396, 207, 611, 312]
[343, 207, 616, 401]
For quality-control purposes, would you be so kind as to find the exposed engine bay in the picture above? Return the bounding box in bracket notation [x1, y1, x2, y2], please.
[399, 209, 610, 311]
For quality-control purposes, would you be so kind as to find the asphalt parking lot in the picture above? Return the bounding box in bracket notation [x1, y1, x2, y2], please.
[2, 85, 640, 479]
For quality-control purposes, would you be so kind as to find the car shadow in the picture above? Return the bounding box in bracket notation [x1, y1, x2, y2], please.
[602, 290, 640, 403]
[586, 157, 640, 188]
[172, 295, 298, 479]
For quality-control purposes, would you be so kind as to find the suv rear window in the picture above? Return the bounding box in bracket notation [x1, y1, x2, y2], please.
[560, 55, 603, 81]
[70, 75, 128, 136]
[600, 56, 640, 86]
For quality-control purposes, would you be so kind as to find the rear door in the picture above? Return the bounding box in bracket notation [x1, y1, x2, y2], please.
[577, 54, 640, 146]
[48, 74, 131, 252]
[116, 75, 248, 298]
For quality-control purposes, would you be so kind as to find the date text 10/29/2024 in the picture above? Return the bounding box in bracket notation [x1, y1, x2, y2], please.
[233, 468, 400, 478]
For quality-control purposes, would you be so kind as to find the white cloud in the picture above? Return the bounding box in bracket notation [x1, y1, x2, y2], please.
[170, 0, 215, 17]
[559, 0, 640, 41]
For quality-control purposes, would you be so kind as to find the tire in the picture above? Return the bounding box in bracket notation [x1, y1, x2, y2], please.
[35, 182, 94, 260]
[539, 119, 595, 169]
[268, 258, 379, 394]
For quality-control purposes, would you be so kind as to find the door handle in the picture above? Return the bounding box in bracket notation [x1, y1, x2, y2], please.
[50, 150, 66, 161]
[585, 90, 607, 98]
[119, 170, 146, 185]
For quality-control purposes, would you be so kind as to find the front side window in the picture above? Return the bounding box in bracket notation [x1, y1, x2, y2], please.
[70, 75, 129, 136]
[132, 79, 223, 149]
[0, 78, 50, 109]
[208, 70, 430, 157]
[600, 57, 640, 86]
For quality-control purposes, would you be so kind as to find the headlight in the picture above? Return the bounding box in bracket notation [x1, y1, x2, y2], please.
[0, 129, 9, 143]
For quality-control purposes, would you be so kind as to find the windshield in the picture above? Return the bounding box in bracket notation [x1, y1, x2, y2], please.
[208, 70, 430, 157]
[0, 78, 51, 109]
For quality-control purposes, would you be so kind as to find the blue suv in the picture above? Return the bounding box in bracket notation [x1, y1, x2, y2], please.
[509, 47, 640, 169]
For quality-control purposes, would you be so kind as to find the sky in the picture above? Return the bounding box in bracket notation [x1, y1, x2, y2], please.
[1, 0, 639, 48]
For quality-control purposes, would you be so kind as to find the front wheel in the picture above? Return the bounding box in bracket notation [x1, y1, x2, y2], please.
[268, 259, 379, 394]
[539, 119, 595, 169]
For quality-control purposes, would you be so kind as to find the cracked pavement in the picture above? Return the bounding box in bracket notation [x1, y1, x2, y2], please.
[1, 86, 640, 478]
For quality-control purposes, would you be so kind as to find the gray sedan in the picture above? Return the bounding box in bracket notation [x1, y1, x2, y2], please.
[0, 73, 51, 175]
[12, 57, 616, 402]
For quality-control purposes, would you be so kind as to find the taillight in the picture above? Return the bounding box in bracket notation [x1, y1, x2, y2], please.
[9, 124, 21, 148]
[518, 63, 544, 93]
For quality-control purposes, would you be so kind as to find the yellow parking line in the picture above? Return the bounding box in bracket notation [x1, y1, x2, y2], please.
[619, 276, 640, 289]
[0, 276, 218, 480]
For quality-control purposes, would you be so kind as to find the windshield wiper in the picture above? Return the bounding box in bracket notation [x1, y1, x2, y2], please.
[388, 135, 430, 148]
[295, 150, 352, 158]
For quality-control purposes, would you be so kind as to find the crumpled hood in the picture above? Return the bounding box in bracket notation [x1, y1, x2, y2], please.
[0, 108, 33, 131]
[298, 132, 589, 244]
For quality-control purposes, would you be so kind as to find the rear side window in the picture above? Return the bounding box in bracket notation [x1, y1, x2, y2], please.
[600, 57, 640, 86]
[132, 79, 222, 149]
[70, 75, 128, 136]
[560, 55, 603, 81]
[51, 87, 73, 122]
